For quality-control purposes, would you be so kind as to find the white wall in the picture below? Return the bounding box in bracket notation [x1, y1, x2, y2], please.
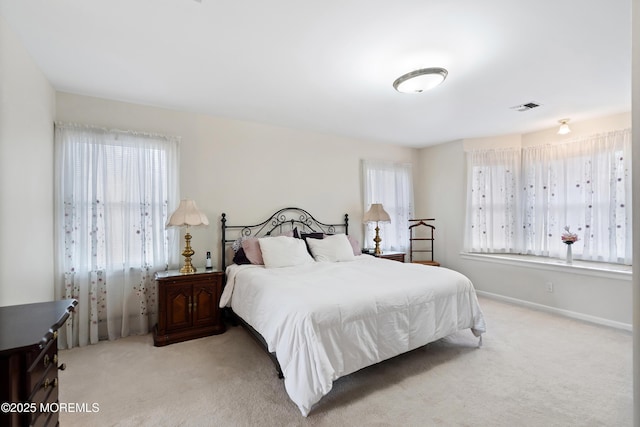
[416, 113, 633, 327]
[0, 10, 633, 331]
[55, 92, 417, 271]
[0, 17, 56, 306]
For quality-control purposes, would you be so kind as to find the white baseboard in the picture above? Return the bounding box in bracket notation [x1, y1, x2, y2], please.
[476, 290, 632, 332]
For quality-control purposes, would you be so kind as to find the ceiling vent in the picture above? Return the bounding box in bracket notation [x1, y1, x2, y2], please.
[510, 102, 541, 112]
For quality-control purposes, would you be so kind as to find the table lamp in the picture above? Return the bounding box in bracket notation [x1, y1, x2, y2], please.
[363, 203, 391, 255]
[166, 199, 209, 274]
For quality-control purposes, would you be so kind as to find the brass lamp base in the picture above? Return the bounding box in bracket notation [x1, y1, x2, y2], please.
[373, 224, 382, 255]
[180, 231, 196, 274]
[179, 264, 196, 274]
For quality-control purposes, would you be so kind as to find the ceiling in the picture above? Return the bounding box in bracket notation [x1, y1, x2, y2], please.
[0, 0, 632, 147]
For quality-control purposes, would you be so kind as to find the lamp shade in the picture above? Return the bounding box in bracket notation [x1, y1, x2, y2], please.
[166, 199, 209, 228]
[363, 203, 391, 223]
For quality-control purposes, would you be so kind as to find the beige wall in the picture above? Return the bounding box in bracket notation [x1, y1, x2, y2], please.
[416, 113, 633, 327]
[55, 92, 417, 271]
[522, 112, 631, 147]
[0, 12, 634, 331]
[0, 16, 56, 306]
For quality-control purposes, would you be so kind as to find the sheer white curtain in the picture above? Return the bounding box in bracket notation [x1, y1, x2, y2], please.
[362, 160, 414, 252]
[464, 148, 522, 253]
[522, 129, 632, 263]
[465, 129, 632, 264]
[54, 123, 180, 348]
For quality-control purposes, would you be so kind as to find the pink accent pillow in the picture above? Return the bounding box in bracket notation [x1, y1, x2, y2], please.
[347, 235, 362, 255]
[241, 238, 264, 265]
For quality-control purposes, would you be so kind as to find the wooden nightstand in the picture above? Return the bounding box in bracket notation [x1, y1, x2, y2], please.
[153, 270, 225, 346]
[374, 251, 405, 263]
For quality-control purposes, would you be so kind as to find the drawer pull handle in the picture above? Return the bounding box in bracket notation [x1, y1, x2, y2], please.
[44, 354, 50, 368]
[53, 331, 58, 340]
[53, 354, 58, 364]
[42, 378, 59, 390]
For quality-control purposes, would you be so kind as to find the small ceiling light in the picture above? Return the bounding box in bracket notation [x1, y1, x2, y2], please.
[557, 119, 571, 135]
[393, 67, 448, 93]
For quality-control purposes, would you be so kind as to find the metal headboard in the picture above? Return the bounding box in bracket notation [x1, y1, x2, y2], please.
[221, 207, 349, 270]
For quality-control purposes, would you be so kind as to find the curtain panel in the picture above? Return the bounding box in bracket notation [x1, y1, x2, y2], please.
[54, 123, 180, 348]
[362, 160, 414, 252]
[464, 148, 522, 253]
[464, 128, 632, 264]
[522, 129, 632, 263]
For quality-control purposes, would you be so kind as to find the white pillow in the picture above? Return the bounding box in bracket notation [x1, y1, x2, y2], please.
[258, 236, 314, 268]
[306, 234, 356, 262]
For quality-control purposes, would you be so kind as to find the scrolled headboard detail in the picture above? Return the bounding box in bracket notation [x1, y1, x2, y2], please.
[221, 207, 349, 270]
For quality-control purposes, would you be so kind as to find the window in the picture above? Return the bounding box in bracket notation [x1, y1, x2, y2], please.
[362, 160, 414, 252]
[465, 129, 632, 264]
[54, 123, 179, 347]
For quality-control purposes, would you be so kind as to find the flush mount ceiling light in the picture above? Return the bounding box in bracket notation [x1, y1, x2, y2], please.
[557, 119, 571, 135]
[393, 67, 448, 93]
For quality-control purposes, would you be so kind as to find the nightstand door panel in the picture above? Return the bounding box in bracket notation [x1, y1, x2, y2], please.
[153, 271, 225, 346]
[193, 284, 217, 327]
[166, 284, 193, 330]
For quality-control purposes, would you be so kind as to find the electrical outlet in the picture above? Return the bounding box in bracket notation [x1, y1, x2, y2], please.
[546, 281, 553, 292]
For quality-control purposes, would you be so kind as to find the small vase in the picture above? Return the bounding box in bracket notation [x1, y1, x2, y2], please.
[565, 243, 573, 265]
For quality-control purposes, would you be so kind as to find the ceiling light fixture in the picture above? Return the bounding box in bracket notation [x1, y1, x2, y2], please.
[393, 67, 448, 93]
[557, 119, 571, 135]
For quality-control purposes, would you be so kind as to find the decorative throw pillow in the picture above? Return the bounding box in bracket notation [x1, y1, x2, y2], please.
[232, 247, 252, 265]
[258, 236, 314, 268]
[300, 232, 324, 241]
[306, 234, 356, 262]
[232, 236, 244, 253]
[300, 232, 324, 254]
[347, 235, 362, 256]
[241, 237, 264, 265]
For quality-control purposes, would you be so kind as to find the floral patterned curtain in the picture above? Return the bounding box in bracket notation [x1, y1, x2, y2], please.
[465, 128, 632, 265]
[464, 148, 522, 253]
[54, 123, 180, 348]
[522, 129, 632, 263]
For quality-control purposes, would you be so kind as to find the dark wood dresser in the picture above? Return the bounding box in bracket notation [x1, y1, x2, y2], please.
[0, 299, 77, 427]
[153, 270, 225, 346]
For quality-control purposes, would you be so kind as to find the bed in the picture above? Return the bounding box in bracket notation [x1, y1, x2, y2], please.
[219, 207, 486, 416]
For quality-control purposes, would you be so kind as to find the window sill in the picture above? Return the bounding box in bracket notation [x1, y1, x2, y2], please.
[460, 252, 632, 281]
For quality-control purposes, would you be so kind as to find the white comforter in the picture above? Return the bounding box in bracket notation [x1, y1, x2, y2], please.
[220, 255, 486, 416]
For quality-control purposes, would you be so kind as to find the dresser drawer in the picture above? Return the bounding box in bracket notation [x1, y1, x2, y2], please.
[26, 337, 58, 396]
[26, 337, 60, 427]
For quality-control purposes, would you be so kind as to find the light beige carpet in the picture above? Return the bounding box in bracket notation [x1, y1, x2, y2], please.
[58, 296, 632, 426]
